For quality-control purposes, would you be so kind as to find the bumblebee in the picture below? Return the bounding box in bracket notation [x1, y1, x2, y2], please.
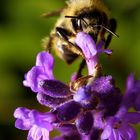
[43, 0, 118, 77]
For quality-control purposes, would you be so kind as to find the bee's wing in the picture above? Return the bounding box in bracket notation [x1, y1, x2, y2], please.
[41, 8, 64, 18]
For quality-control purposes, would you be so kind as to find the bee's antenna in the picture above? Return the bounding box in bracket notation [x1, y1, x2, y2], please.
[93, 25, 119, 37]
[65, 15, 78, 19]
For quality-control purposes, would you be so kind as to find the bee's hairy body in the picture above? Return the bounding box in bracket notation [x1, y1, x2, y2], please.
[43, 0, 117, 66]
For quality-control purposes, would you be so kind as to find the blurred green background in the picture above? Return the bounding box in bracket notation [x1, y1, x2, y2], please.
[0, 0, 140, 140]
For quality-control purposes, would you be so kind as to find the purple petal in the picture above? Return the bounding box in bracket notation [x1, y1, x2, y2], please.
[23, 66, 44, 92]
[119, 125, 130, 140]
[14, 107, 30, 119]
[75, 32, 97, 59]
[75, 32, 98, 75]
[86, 57, 98, 75]
[39, 79, 72, 98]
[29, 111, 54, 131]
[99, 49, 113, 55]
[125, 126, 137, 140]
[14, 107, 32, 130]
[115, 106, 128, 119]
[97, 40, 105, 50]
[37, 92, 72, 108]
[28, 125, 50, 140]
[119, 124, 137, 140]
[124, 112, 140, 124]
[36, 52, 54, 79]
[23, 52, 55, 93]
[123, 74, 140, 109]
[125, 73, 135, 92]
[14, 107, 54, 132]
[97, 40, 112, 55]
[119, 124, 136, 140]
[15, 119, 31, 130]
[111, 129, 120, 140]
[93, 111, 104, 129]
[101, 125, 112, 139]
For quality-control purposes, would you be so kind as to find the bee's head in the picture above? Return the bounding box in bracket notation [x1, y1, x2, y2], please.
[65, 10, 104, 34]
[65, 10, 118, 40]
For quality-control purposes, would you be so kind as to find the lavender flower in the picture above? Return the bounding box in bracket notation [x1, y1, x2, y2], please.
[14, 107, 56, 140]
[122, 73, 140, 110]
[14, 32, 140, 140]
[23, 52, 54, 92]
[101, 112, 140, 140]
[99, 73, 140, 140]
[75, 32, 112, 75]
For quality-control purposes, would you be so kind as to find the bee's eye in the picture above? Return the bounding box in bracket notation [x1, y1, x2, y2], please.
[71, 18, 88, 33]
[65, 16, 88, 32]
[71, 18, 79, 32]
[77, 19, 83, 30]
[71, 18, 83, 32]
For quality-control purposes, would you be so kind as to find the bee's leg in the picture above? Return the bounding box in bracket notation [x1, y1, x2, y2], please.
[55, 27, 79, 64]
[56, 27, 86, 70]
[76, 59, 86, 79]
[56, 27, 72, 42]
[104, 18, 117, 49]
[56, 27, 83, 56]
